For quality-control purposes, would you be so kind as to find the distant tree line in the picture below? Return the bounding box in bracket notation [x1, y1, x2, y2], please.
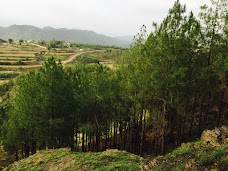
[0, 0, 227, 160]
[37, 39, 124, 50]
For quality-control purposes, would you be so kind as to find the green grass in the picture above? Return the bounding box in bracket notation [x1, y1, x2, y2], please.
[175, 164, 185, 171]
[3, 149, 142, 171]
[155, 165, 167, 171]
[170, 143, 192, 158]
[199, 146, 227, 166]
[148, 140, 228, 171]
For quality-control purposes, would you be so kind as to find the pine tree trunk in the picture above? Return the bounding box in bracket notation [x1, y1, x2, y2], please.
[129, 120, 132, 153]
[92, 134, 95, 151]
[161, 102, 167, 154]
[96, 131, 100, 152]
[109, 121, 112, 149]
[75, 128, 78, 151]
[119, 122, 123, 150]
[15, 147, 19, 161]
[85, 133, 88, 152]
[161, 119, 165, 155]
[139, 109, 145, 156]
[176, 113, 181, 147]
[88, 133, 92, 151]
[154, 134, 157, 155]
[181, 112, 186, 143]
[113, 122, 116, 148]
[123, 121, 127, 150]
[203, 92, 211, 130]
[82, 132, 85, 152]
[189, 93, 197, 136]
[115, 122, 118, 149]
[105, 123, 108, 150]
[198, 97, 205, 137]
[217, 98, 224, 127]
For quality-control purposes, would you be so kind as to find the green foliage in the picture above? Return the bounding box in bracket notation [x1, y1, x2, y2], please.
[76, 54, 100, 64]
[19, 40, 23, 45]
[175, 163, 185, 171]
[1, 1, 228, 169]
[4, 149, 141, 171]
[199, 151, 211, 166]
[221, 157, 228, 167]
[34, 52, 44, 61]
[8, 39, 13, 44]
[0, 39, 7, 43]
[199, 147, 226, 166]
[211, 148, 226, 159]
[2, 57, 75, 154]
[0, 61, 25, 65]
[0, 73, 20, 80]
[70, 43, 124, 50]
[156, 165, 167, 171]
[15, 60, 24, 65]
[48, 39, 65, 48]
[0, 62, 11, 65]
[170, 143, 192, 158]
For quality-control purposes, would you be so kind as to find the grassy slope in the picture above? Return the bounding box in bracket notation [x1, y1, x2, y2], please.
[3, 149, 142, 171]
[149, 142, 228, 171]
[3, 126, 228, 171]
[3, 143, 228, 171]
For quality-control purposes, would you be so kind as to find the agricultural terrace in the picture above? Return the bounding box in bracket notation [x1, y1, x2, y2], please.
[0, 41, 124, 84]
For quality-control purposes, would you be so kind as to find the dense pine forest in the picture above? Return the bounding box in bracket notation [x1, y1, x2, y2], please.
[0, 0, 227, 162]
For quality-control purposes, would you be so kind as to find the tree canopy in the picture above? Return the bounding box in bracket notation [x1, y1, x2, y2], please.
[1, 0, 227, 160]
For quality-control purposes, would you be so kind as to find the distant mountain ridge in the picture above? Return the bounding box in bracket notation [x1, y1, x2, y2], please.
[0, 25, 132, 47]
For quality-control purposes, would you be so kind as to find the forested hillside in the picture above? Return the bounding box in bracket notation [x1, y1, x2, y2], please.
[0, 0, 227, 168]
[0, 25, 130, 47]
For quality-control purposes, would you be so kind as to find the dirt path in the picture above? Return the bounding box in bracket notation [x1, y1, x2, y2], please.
[61, 52, 85, 64]
[31, 43, 47, 49]
[29, 43, 104, 64]
[61, 50, 104, 64]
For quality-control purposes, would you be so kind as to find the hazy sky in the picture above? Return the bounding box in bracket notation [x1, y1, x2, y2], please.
[1, 0, 211, 37]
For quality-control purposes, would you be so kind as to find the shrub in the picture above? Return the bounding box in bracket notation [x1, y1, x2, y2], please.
[76, 54, 100, 64]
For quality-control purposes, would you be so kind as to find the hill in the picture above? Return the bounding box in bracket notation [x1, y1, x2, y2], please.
[0, 25, 131, 47]
[2, 149, 143, 171]
[2, 127, 228, 171]
[147, 126, 228, 171]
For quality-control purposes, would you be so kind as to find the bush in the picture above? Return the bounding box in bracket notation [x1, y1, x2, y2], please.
[0, 62, 11, 65]
[15, 60, 25, 65]
[76, 54, 100, 64]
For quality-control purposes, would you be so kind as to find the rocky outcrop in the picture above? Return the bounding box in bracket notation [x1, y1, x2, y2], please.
[201, 126, 228, 147]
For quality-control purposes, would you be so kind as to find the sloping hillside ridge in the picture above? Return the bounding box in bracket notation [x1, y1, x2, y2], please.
[3, 126, 228, 171]
[3, 149, 144, 171]
[0, 25, 131, 47]
[146, 126, 228, 171]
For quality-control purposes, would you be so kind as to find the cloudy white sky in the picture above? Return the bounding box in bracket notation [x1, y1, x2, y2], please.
[1, 0, 211, 37]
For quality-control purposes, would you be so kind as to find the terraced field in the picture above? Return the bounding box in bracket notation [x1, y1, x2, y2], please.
[0, 43, 75, 84]
[0, 42, 123, 84]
